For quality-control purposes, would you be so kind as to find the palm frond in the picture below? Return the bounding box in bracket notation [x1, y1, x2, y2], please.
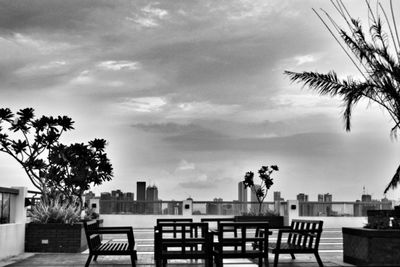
[384, 164, 400, 193]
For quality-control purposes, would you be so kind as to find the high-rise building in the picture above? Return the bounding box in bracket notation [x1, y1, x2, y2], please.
[273, 191, 283, 201]
[297, 193, 308, 202]
[238, 182, 248, 214]
[137, 181, 146, 214]
[362, 194, 372, 202]
[146, 185, 158, 201]
[324, 193, 332, 202]
[238, 182, 247, 202]
[137, 181, 146, 201]
[146, 185, 161, 214]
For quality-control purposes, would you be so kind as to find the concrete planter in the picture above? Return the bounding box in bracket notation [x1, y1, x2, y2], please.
[343, 227, 400, 266]
[234, 215, 284, 228]
[25, 222, 87, 253]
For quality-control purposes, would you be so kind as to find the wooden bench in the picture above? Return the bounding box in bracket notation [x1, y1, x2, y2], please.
[212, 222, 270, 267]
[154, 222, 212, 267]
[269, 219, 324, 267]
[83, 220, 137, 267]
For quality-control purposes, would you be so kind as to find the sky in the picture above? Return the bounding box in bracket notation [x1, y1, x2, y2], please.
[1, 0, 400, 202]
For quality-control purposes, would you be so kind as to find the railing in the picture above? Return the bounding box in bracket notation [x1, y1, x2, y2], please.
[298, 201, 393, 217]
[97, 199, 393, 216]
[99, 200, 184, 215]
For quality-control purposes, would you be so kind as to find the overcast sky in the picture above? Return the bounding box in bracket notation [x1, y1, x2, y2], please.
[1, 0, 400, 201]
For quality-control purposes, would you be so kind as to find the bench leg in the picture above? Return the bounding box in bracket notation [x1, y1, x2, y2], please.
[273, 253, 279, 267]
[290, 253, 295, 259]
[93, 255, 98, 261]
[155, 259, 162, 267]
[315, 252, 323, 267]
[131, 254, 136, 267]
[85, 254, 93, 267]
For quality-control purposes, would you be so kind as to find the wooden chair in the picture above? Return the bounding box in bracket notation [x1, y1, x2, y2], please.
[212, 222, 269, 267]
[154, 222, 212, 267]
[83, 220, 137, 267]
[269, 219, 324, 267]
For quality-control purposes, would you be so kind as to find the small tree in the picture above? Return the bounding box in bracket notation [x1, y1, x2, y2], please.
[242, 165, 279, 215]
[284, 0, 400, 194]
[0, 107, 113, 204]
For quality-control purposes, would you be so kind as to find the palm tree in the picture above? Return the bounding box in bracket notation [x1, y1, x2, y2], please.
[284, 0, 400, 194]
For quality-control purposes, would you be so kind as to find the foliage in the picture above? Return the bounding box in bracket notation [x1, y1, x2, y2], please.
[82, 208, 99, 221]
[242, 165, 279, 215]
[0, 107, 113, 204]
[284, 0, 400, 194]
[28, 193, 81, 224]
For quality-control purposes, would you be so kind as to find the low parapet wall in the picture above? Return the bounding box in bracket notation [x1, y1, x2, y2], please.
[100, 214, 367, 229]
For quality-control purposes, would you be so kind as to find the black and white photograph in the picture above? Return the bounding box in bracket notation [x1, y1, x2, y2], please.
[1, 0, 400, 266]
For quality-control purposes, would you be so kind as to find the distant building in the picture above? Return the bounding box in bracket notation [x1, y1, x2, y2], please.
[146, 185, 161, 214]
[324, 193, 332, 202]
[297, 193, 308, 202]
[317, 194, 324, 202]
[137, 181, 146, 214]
[274, 191, 283, 201]
[362, 194, 372, 202]
[238, 182, 248, 214]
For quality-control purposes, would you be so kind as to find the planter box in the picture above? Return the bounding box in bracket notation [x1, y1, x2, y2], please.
[234, 215, 284, 228]
[25, 223, 87, 253]
[343, 227, 400, 266]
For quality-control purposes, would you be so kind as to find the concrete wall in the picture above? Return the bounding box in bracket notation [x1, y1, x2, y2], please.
[0, 223, 26, 258]
[100, 214, 367, 229]
[0, 187, 27, 260]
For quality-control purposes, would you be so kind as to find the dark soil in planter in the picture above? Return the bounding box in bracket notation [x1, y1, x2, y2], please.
[25, 223, 87, 253]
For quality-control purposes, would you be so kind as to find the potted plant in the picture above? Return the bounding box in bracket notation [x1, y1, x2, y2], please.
[285, 1, 400, 265]
[0, 108, 113, 252]
[236, 165, 284, 228]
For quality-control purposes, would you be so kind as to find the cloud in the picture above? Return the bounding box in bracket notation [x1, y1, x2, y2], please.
[120, 97, 167, 112]
[127, 3, 169, 28]
[176, 159, 196, 171]
[97, 60, 141, 71]
[179, 174, 231, 190]
[294, 54, 316, 66]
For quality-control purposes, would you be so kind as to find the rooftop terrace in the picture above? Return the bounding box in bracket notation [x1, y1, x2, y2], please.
[1, 227, 353, 267]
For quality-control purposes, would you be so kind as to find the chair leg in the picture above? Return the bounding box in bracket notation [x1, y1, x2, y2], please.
[290, 253, 295, 259]
[93, 255, 98, 261]
[273, 253, 279, 267]
[315, 252, 324, 267]
[131, 254, 136, 267]
[155, 259, 162, 267]
[85, 254, 93, 267]
[163, 259, 167, 267]
[258, 256, 262, 267]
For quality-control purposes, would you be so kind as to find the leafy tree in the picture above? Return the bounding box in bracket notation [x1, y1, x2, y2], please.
[242, 165, 279, 215]
[0, 107, 113, 204]
[284, 0, 400, 194]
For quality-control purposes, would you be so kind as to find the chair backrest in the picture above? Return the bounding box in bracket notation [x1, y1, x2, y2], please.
[156, 218, 193, 238]
[217, 222, 269, 253]
[154, 222, 210, 254]
[83, 220, 101, 251]
[288, 219, 323, 249]
[201, 217, 235, 230]
[156, 218, 193, 224]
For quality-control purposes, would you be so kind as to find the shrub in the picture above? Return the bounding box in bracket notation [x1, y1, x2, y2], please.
[29, 194, 81, 224]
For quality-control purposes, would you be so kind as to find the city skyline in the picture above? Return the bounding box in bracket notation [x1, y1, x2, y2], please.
[1, 0, 400, 201]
